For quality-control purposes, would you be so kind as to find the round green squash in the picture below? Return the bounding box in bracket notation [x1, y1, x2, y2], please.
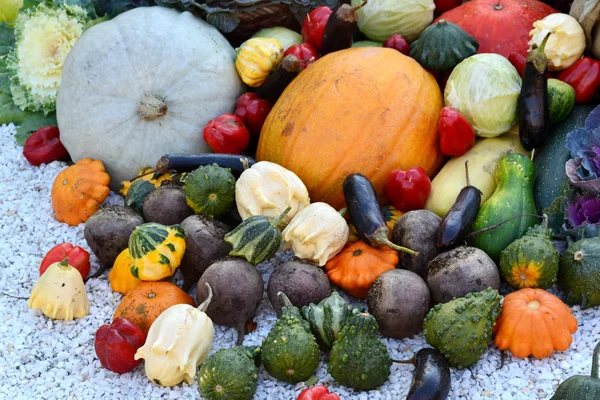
[124, 179, 156, 215]
[499, 219, 559, 289]
[197, 346, 261, 400]
[559, 237, 600, 309]
[409, 20, 479, 72]
[551, 341, 600, 399]
[351, 40, 383, 48]
[548, 79, 576, 124]
[184, 164, 235, 219]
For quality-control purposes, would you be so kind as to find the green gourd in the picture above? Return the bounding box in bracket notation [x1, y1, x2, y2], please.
[301, 291, 362, 350]
[261, 292, 320, 384]
[558, 237, 600, 309]
[197, 346, 261, 400]
[547, 79, 576, 124]
[125, 179, 156, 215]
[423, 287, 502, 369]
[409, 20, 479, 72]
[550, 341, 600, 399]
[470, 152, 538, 263]
[184, 164, 235, 219]
[328, 312, 393, 390]
[225, 207, 290, 265]
[499, 216, 559, 289]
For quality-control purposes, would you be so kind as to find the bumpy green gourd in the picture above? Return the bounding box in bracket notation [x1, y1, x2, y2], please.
[328, 313, 393, 390]
[409, 20, 479, 72]
[225, 207, 290, 265]
[197, 346, 261, 400]
[262, 292, 320, 384]
[423, 287, 502, 369]
[125, 179, 156, 214]
[301, 291, 362, 350]
[184, 164, 235, 219]
[559, 237, 600, 309]
[471, 152, 538, 262]
[551, 341, 600, 399]
[499, 216, 559, 289]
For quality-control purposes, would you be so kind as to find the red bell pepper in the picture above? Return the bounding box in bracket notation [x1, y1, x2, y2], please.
[284, 43, 319, 69]
[438, 106, 476, 157]
[202, 113, 250, 154]
[297, 386, 340, 400]
[382, 34, 410, 56]
[23, 126, 70, 166]
[557, 57, 600, 104]
[385, 166, 432, 212]
[301, 6, 333, 52]
[95, 317, 146, 374]
[39, 242, 91, 279]
[234, 98, 272, 137]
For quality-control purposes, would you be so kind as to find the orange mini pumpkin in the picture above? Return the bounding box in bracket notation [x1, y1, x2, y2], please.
[51, 158, 110, 226]
[113, 281, 195, 334]
[493, 288, 578, 359]
[325, 240, 399, 299]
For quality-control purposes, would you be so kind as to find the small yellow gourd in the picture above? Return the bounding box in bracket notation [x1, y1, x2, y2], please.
[282, 202, 349, 266]
[109, 248, 141, 294]
[235, 38, 284, 87]
[134, 283, 215, 386]
[28, 259, 89, 320]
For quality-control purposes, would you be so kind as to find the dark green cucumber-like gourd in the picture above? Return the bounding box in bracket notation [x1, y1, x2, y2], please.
[197, 346, 261, 400]
[548, 79, 576, 125]
[328, 312, 393, 390]
[183, 164, 236, 219]
[343, 174, 417, 255]
[261, 292, 320, 384]
[301, 291, 361, 350]
[550, 341, 600, 399]
[156, 154, 256, 174]
[124, 179, 156, 215]
[320, 2, 367, 56]
[470, 152, 538, 263]
[559, 237, 600, 309]
[409, 20, 479, 72]
[398, 347, 451, 400]
[499, 215, 559, 290]
[423, 287, 502, 369]
[224, 207, 290, 265]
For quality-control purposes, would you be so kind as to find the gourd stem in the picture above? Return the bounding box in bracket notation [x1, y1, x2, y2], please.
[138, 93, 168, 120]
[541, 214, 549, 231]
[468, 214, 544, 237]
[339, 208, 348, 217]
[198, 283, 213, 312]
[278, 291, 293, 307]
[58, 259, 71, 269]
[592, 341, 600, 378]
[392, 356, 416, 365]
[270, 207, 291, 227]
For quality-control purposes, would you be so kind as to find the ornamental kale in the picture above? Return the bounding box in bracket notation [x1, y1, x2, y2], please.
[565, 105, 600, 192]
[567, 194, 600, 227]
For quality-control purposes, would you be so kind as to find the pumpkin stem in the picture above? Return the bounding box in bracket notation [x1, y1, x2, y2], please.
[138, 93, 168, 120]
[278, 291, 293, 308]
[592, 341, 600, 378]
[198, 282, 213, 312]
[270, 206, 292, 227]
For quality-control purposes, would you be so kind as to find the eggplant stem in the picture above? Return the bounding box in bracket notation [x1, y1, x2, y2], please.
[530, 148, 536, 162]
[464, 160, 471, 187]
[468, 214, 544, 237]
[392, 357, 416, 365]
[380, 237, 419, 256]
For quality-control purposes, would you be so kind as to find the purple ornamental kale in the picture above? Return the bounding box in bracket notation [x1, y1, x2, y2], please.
[567, 195, 600, 227]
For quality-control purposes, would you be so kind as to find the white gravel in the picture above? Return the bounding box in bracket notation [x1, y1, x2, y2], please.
[1, 122, 600, 400]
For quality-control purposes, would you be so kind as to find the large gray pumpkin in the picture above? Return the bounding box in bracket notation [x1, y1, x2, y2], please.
[56, 7, 244, 190]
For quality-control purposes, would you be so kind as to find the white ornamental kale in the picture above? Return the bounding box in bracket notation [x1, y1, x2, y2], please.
[7, 3, 89, 114]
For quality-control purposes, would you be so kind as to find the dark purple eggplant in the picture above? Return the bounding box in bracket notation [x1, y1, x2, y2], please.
[436, 162, 481, 249]
[256, 54, 303, 104]
[343, 173, 418, 255]
[397, 347, 451, 400]
[320, 1, 367, 56]
[156, 154, 256, 174]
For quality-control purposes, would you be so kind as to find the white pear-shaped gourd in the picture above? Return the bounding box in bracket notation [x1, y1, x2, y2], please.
[134, 283, 215, 386]
[28, 259, 89, 321]
[282, 202, 349, 266]
[56, 7, 244, 190]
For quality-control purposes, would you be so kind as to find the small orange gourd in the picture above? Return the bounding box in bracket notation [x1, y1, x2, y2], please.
[113, 281, 195, 334]
[51, 158, 110, 226]
[325, 240, 398, 299]
[493, 288, 578, 359]
[109, 248, 141, 295]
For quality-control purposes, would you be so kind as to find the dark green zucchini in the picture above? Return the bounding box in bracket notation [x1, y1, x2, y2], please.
[397, 347, 451, 400]
[156, 154, 256, 174]
[343, 173, 418, 255]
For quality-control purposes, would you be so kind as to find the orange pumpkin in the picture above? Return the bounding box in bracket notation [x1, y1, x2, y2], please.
[51, 158, 110, 226]
[325, 240, 399, 299]
[113, 281, 195, 334]
[493, 288, 578, 359]
[256, 47, 444, 209]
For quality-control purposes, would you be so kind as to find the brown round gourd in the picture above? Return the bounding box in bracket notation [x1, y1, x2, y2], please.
[256, 47, 445, 209]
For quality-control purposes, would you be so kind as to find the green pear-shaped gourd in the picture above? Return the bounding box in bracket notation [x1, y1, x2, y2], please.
[551, 341, 600, 399]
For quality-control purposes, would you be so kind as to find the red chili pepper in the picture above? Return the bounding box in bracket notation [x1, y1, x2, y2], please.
[235, 98, 272, 137]
[95, 317, 146, 374]
[23, 126, 70, 167]
[302, 6, 333, 52]
[557, 57, 600, 104]
[438, 106, 476, 157]
[385, 166, 432, 212]
[284, 43, 319, 69]
[235, 92, 261, 110]
[39, 242, 91, 279]
[203, 113, 250, 154]
[433, 0, 462, 12]
[297, 385, 341, 400]
[382, 34, 410, 56]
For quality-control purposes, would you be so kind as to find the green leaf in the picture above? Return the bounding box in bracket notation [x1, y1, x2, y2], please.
[543, 195, 567, 235]
[0, 92, 27, 125]
[14, 111, 57, 145]
[0, 23, 15, 57]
